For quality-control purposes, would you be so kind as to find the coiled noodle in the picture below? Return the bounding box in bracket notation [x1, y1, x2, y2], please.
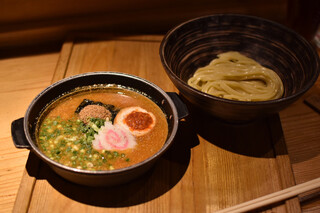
[187, 51, 284, 101]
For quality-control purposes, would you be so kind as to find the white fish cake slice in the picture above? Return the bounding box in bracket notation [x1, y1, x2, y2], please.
[92, 121, 136, 151]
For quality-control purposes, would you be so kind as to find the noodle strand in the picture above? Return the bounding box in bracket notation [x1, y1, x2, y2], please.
[187, 51, 284, 101]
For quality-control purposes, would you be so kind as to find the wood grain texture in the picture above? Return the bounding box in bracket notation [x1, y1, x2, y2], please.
[280, 84, 320, 212]
[0, 0, 287, 24]
[1, 35, 318, 212]
[0, 51, 59, 212]
[12, 35, 302, 212]
[0, 0, 288, 48]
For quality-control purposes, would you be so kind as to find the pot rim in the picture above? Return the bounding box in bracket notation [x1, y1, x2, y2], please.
[24, 71, 179, 175]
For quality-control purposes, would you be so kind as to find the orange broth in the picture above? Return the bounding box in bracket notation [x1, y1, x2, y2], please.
[36, 86, 168, 171]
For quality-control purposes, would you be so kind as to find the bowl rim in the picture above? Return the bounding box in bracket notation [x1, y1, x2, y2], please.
[159, 13, 320, 106]
[24, 71, 179, 175]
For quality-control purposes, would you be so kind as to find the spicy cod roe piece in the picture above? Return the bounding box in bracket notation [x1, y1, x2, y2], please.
[114, 106, 156, 136]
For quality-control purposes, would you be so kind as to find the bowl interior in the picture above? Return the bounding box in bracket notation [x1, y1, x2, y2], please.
[160, 14, 320, 102]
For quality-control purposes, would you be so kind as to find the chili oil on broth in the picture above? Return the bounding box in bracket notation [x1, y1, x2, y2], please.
[36, 86, 168, 171]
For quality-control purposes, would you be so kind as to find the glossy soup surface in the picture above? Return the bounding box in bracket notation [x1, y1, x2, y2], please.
[36, 86, 168, 171]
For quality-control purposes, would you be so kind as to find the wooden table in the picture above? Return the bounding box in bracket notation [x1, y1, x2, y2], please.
[1, 35, 319, 212]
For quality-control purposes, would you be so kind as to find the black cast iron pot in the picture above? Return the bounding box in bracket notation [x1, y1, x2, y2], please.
[11, 72, 188, 187]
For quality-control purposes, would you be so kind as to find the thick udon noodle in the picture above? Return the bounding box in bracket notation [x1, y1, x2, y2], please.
[187, 51, 284, 101]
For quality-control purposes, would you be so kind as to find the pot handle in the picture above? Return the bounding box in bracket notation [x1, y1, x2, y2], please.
[11, 117, 31, 149]
[166, 92, 189, 120]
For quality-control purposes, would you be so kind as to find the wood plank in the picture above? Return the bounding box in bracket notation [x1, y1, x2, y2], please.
[0, 51, 59, 212]
[0, 0, 288, 48]
[12, 153, 41, 213]
[0, 0, 287, 24]
[280, 84, 320, 212]
[14, 35, 300, 212]
[51, 39, 74, 83]
[267, 115, 301, 212]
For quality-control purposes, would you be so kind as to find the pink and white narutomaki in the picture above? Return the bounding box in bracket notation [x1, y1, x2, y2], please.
[92, 122, 137, 151]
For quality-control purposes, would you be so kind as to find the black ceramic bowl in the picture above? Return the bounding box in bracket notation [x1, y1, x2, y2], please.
[11, 72, 188, 186]
[159, 14, 320, 122]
